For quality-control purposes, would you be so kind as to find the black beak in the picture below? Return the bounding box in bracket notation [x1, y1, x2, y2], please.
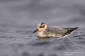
[33, 29, 38, 33]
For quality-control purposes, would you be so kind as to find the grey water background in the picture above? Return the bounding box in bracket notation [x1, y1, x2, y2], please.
[0, 0, 85, 56]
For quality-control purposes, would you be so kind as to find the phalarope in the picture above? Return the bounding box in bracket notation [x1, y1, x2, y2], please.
[33, 22, 78, 38]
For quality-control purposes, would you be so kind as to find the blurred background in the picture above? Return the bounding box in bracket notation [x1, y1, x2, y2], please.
[0, 0, 85, 56]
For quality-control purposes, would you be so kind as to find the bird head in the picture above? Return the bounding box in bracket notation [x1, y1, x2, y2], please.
[33, 22, 47, 33]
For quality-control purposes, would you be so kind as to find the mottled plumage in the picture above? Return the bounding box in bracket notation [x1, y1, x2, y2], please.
[33, 22, 78, 38]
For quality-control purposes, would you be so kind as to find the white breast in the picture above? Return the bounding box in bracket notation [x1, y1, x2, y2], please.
[38, 32, 47, 37]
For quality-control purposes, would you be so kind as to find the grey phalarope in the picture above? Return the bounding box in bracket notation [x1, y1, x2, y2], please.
[33, 22, 78, 38]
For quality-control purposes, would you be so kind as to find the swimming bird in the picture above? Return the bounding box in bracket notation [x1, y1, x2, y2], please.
[33, 22, 78, 38]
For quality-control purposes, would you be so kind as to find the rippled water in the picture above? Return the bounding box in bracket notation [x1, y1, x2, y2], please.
[0, 0, 85, 56]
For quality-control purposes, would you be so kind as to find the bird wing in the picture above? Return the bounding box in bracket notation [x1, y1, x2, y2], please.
[46, 26, 78, 35]
[46, 26, 67, 34]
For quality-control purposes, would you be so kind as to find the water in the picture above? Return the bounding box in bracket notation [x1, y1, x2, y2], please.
[0, 0, 85, 56]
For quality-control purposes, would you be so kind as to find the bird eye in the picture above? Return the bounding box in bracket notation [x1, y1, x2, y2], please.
[40, 25, 45, 28]
[40, 26, 43, 28]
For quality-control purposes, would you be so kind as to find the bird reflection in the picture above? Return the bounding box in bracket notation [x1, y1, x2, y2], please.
[37, 37, 52, 41]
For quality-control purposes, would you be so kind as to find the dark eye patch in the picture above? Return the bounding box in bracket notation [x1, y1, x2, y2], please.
[40, 25, 45, 28]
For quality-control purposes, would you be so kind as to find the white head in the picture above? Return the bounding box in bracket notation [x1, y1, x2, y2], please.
[33, 22, 47, 33]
